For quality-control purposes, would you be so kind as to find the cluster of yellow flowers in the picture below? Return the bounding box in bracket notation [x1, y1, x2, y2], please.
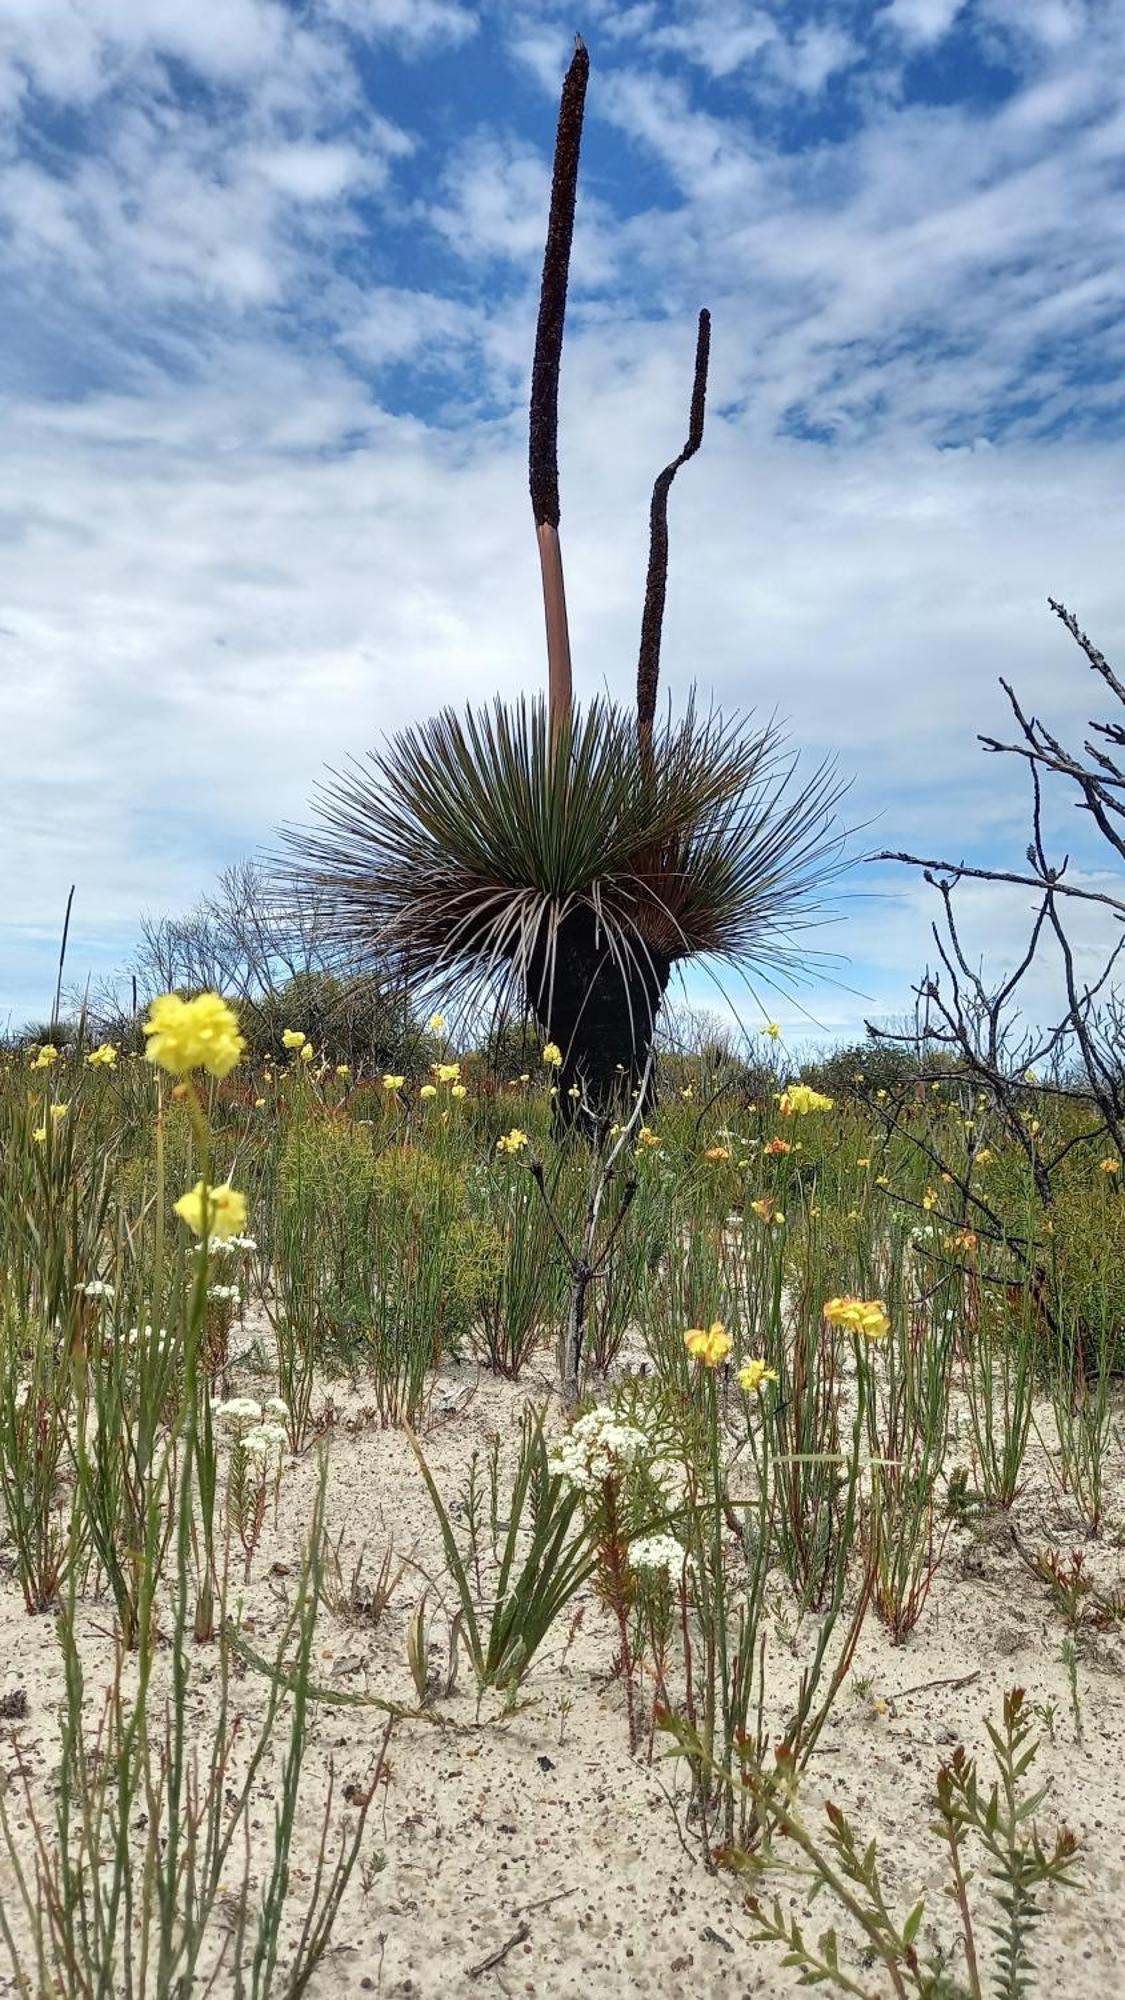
[86, 1043, 118, 1068]
[432, 1061, 460, 1084]
[282, 1027, 315, 1061]
[542, 1042, 563, 1068]
[737, 1356, 779, 1395]
[496, 1127, 529, 1155]
[30, 1044, 59, 1070]
[778, 1083, 834, 1117]
[145, 992, 246, 1079]
[823, 1296, 891, 1341]
[684, 1321, 731, 1367]
[682, 1323, 778, 1395]
[636, 1126, 662, 1150]
[1099, 1157, 1120, 1175]
[383, 1074, 406, 1092]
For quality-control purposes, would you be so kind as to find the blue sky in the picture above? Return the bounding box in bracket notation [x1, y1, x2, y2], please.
[2, 0, 1124, 1046]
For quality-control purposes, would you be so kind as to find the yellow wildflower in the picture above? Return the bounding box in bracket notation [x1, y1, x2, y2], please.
[496, 1127, 529, 1155]
[750, 1197, 776, 1222]
[875, 1175, 890, 1187]
[975, 1148, 993, 1165]
[856, 1157, 870, 1168]
[86, 1043, 118, 1068]
[823, 1296, 891, 1341]
[763, 1022, 781, 1039]
[778, 1084, 834, 1116]
[254, 1097, 266, 1108]
[428, 1013, 446, 1033]
[420, 1083, 438, 1100]
[450, 1083, 467, 1100]
[282, 1029, 306, 1049]
[144, 993, 245, 1079]
[684, 1321, 732, 1368]
[31, 1044, 60, 1069]
[432, 1061, 461, 1085]
[922, 1187, 937, 1211]
[173, 1181, 248, 1241]
[542, 1042, 563, 1068]
[50, 1102, 69, 1120]
[738, 1357, 779, 1395]
[336, 1064, 351, 1078]
[1100, 1157, 1120, 1174]
[300, 1042, 314, 1063]
[32, 1125, 46, 1143]
[704, 1145, 732, 1162]
[637, 1126, 662, 1149]
[680, 1085, 694, 1101]
[382, 1074, 405, 1092]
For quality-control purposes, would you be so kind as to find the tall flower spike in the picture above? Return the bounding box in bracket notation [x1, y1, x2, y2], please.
[636, 308, 712, 768]
[529, 35, 589, 737]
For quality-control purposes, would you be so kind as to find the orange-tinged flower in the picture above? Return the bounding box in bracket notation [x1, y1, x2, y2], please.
[684, 1321, 732, 1368]
[1099, 1157, 1120, 1174]
[750, 1197, 785, 1224]
[764, 1136, 791, 1156]
[778, 1084, 833, 1116]
[704, 1144, 732, 1162]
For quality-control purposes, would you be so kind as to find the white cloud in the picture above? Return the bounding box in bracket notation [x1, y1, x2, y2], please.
[317, 0, 479, 54]
[3, 338, 1123, 1029]
[885, 0, 968, 47]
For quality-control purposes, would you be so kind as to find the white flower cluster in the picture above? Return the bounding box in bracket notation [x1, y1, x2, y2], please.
[207, 1284, 241, 1305]
[551, 1405, 649, 1494]
[208, 1234, 257, 1256]
[77, 1279, 115, 1300]
[212, 1394, 290, 1464]
[628, 1533, 686, 1580]
[242, 1422, 287, 1462]
[128, 1324, 169, 1349]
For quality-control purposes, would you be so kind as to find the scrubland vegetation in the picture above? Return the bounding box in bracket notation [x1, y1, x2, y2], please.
[1, 1001, 1121, 1998]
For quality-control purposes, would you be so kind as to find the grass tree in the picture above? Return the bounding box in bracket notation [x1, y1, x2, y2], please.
[286, 37, 846, 1130]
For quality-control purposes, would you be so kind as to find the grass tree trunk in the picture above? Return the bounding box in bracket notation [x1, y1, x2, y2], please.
[526, 907, 670, 1127]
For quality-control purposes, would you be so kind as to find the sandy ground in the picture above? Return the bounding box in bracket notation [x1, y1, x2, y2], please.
[1, 1330, 1123, 1999]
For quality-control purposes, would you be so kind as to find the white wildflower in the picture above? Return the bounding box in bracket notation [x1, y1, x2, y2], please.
[207, 1284, 241, 1304]
[212, 1396, 263, 1434]
[77, 1279, 115, 1301]
[551, 1405, 649, 1493]
[240, 1422, 287, 1462]
[629, 1534, 686, 1579]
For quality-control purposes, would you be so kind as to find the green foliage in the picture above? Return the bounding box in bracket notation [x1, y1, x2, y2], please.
[285, 694, 846, 1013]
